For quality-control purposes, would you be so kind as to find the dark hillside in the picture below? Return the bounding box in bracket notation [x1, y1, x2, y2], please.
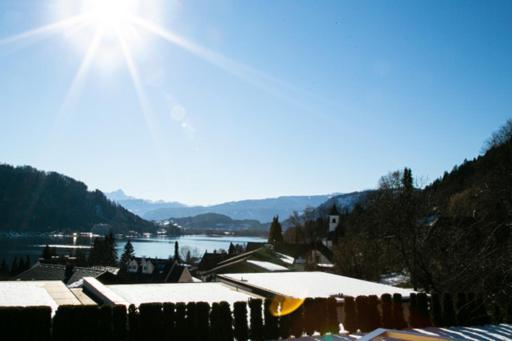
[0, 164, 156, 233]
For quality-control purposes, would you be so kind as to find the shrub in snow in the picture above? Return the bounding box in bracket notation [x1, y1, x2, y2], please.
[234, 301, 249, 341]
[442, 293, 456, 327]
[248, 299, 264, 341]
[392, 293, 407, 329]
[381, 294, 393, 328]
[343, 296, 357, 333]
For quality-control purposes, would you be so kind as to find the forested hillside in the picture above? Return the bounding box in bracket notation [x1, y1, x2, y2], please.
[0, 164, 156, 233]
[329, 120, 511, 303]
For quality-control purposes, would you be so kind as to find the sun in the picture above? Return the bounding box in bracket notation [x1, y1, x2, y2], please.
[82, 0, 139, 32]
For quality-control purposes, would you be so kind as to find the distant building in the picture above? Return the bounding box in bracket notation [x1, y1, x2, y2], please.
[194, 245, 292, 281]
[118, 257, 193, 284]
[326, 204, 340, 248]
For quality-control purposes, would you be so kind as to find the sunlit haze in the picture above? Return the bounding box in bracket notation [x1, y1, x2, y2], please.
[0, 0, 511, 205]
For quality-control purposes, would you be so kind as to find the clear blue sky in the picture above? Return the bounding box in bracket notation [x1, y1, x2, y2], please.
[0, 0, 510, 205]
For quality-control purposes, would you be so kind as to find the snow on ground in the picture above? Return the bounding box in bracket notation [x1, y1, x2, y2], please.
[221, 272, 415, 298]
[107, 282, 257, 306]
[247, 260, 289, 271]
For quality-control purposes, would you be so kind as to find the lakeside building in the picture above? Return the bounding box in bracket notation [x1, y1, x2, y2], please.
[118, 257, 193, 284]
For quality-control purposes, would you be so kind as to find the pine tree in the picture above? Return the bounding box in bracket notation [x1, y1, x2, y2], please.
[174, 241, 180, 261]
[268, 216, 283, 245]
[120, 240, 135, 265]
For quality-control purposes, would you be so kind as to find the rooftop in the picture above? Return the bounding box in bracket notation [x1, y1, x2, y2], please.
[83, 277, 259, 306]
[0, 281, 82, 312]
[219, 271, 416, 299]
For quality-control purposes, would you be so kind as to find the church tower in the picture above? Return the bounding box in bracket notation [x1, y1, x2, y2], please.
[328, 204, 340, 232]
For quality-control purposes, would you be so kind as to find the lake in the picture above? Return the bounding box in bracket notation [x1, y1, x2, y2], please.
[0, 234, 267, 265]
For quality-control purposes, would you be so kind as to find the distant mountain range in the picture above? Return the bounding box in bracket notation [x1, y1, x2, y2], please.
[105, 189, 186, 217]
[0, 165, 156, 233]
[166, 213, 268, 231]
[106, 191, 346, 223]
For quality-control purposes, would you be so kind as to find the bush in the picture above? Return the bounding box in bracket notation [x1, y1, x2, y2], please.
[248, 299, 263, 341]
[430, 293, 442, 327]
[263, 299, 279, 340]
[442, 293, 456, 327]
[233, 302, 249, 341]
[392, 294, 407, 329]
[326, 297, 339, 335]
[381, 294, 393, 328]
[112, 305, 127, 341]
[343, 296, 357, 333]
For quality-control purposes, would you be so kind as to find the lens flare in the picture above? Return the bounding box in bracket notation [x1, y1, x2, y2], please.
[269, 295, 305, 317]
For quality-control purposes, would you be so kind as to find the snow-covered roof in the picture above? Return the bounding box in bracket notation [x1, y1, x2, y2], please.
[247, 260, 289, 271]
[276, 252, 295, 265]
[219, 272, 416, 299]
[0, 281, 81, 313]
[102, 282, 259, 306]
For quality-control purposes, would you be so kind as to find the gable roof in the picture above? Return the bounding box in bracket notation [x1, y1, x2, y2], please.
[14, 262, 115, 285]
